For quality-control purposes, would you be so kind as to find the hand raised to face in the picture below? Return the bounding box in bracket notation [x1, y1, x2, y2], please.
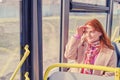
[75, 25, 86, 37]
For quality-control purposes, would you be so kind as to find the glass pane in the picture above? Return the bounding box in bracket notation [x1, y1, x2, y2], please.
[0, 0, 20, 80]
[0, 0, 2, 2]
[69, 13, 107, 38]
[42, 0, 60, 73]
[111, 2, 120, 41]
[72, 0, 106, 5]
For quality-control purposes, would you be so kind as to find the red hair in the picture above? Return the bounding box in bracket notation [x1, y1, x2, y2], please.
[84, 19, 114, 50]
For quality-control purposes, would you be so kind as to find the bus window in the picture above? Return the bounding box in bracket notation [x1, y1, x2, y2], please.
[111, 2, 120, 41]
[0, 0, 20, 80]
[43, 0, 60, 73]
[69, 13, 107, 38]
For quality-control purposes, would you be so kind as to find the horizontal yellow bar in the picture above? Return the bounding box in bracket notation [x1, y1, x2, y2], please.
[44, 63, 119, 80]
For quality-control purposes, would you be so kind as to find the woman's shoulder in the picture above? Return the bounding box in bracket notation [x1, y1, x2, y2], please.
[101, 46, 114, 54]
[100, 47, 116, 61]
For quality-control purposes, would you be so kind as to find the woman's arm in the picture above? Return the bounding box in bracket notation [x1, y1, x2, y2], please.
[64, 26, 86, 60]
[64, 36, 81, 60]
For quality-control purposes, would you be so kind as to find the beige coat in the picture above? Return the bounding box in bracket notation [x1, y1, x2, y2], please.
[64, 36, 117, 76]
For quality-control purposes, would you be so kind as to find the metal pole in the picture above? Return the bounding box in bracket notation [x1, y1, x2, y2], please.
[60, 0, 70, 64]
[106, 0, 113, 38]
[59, 0, 70, 71]
[32, 0, 43, 79]
[37, 0, 43, 79]
[20, 0, 33, 79]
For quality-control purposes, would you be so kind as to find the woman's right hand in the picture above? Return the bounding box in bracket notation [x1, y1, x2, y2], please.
[75, 26, 86, 37]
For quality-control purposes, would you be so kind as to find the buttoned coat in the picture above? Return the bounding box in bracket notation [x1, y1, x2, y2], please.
[64, 36, 117, 76]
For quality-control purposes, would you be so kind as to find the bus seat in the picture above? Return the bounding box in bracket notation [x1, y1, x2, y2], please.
[112, 42, 120, 67]
[48, 72, 114, 80]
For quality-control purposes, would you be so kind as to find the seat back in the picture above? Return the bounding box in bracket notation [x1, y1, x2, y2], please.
[48, 72, 114, 80]
[44, 63, 120, 80]
[112, 42, 120, 67]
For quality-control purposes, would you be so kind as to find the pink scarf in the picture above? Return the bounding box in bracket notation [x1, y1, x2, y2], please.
[81, 41, 101, 74]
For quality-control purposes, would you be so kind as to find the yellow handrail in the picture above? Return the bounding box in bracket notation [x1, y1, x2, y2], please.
[44, 63, 120, 80]
[24, 72, 30, 80]
[10, 44, 30, 80]
[111, 26, 120, 41]
[114, 36, 120, 43]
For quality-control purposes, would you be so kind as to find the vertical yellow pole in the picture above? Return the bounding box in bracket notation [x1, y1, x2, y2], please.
[115, 68, 120, 80]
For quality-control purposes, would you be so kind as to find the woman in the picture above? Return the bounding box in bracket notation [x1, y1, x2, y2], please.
[64, 19, 117, 76]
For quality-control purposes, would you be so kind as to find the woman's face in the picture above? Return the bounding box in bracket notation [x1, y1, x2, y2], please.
[84, 25, 102, 43]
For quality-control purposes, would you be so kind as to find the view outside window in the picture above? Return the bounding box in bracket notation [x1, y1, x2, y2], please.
[111, 2, 120, 41]
[42, 0, 60, 73]
[69, 13, 107, 38]
[0, 0, 20, 80]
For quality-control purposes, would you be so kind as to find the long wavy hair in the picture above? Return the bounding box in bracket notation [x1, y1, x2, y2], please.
[84, 18, 114, 50]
